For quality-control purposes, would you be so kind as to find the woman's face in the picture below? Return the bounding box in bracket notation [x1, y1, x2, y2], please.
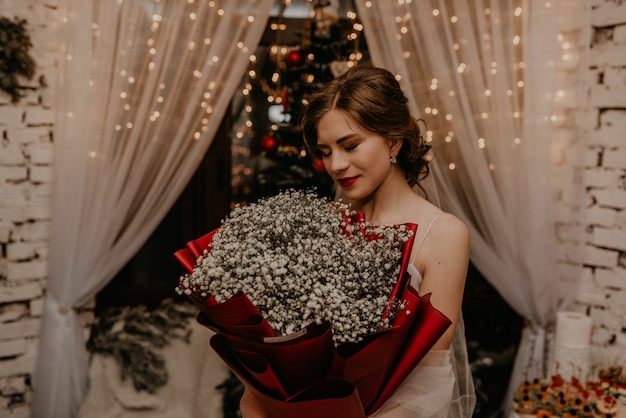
[315, 109, 394, 201]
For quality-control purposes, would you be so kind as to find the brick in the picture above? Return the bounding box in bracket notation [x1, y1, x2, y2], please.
[0, 405, 30, 418]
[0, 184, 30, 208]
[0, 201, 52, 223]
[595, 267, 626, 289]
[0, 375, 27, 396]
[29, 298, 43, 317]
[0, 319, 40, 340]
[27, 201, 52, 221]
[591, 325, 614, 345]
[587, 127, 626, 148]
[589, 46, 626, 66]
[0, 304, 28, 323]
[603, 67, 626, 88]
[576, 280, 611, 306]
[6, 260, 48, 281]
[592, 227, 626, 251]
[0, 206, 33, 224]
[591, 1, 626, 27]
[585, 205, 617, 227]
[583, 148, 601, 167]
[28, 143, 53, 165]
[0, 144, 25, 166]
[9, 127, 52, 145]
[29, 165, 53, 183]
[590, 85, 626, 108]
[13, 221, 50, 242]
[603, 148, 626, 168]
[590, 305, 622, 330]
[592, 189, 626, 209]
[0, 339, 27, 358]
[0, 283, 42, 304]
[24, 108, 53, 126]
[0, 106, 25, 127]
[584, 245, 619, 268]
[33, 244, 48, 259]
[31, 183, 52, 200]
[0, 344, 36, 379]
[600, 109, 626, 130]
[615, 24, 626, 43]
[6, 243, 37, 261]
[0, 166, 28, 182]
[584, 167, 622, 188]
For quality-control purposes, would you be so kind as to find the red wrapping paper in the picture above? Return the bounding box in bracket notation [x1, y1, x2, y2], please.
[175, 218, 451, 417]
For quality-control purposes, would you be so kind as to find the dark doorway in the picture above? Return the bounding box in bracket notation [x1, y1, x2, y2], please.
[96, 114, 233, 312]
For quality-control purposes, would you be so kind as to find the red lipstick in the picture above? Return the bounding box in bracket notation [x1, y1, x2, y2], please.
[338, 176, 358, 187]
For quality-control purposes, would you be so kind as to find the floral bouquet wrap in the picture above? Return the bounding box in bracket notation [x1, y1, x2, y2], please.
[174, 190, 451, 417]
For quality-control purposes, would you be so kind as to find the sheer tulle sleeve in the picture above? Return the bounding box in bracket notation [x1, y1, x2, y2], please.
[370, 315, 476, 418]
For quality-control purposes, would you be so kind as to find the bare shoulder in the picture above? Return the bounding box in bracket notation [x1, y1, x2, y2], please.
[417, 211, 470, 286]
[430, 212, 470, 248]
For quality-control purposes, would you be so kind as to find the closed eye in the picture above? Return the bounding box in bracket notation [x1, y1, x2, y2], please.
[316, 148, 331, 158]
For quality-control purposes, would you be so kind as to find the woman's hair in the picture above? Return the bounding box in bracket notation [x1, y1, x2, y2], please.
[301, 64, 431, 189]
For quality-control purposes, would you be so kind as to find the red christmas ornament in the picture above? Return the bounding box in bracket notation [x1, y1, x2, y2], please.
[261, 135, 277, 152]
[285, 49, 304, 67]
[312, 157, 326, 174]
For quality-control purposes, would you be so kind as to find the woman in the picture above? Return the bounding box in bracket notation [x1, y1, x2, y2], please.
[240, 64, 476, 417]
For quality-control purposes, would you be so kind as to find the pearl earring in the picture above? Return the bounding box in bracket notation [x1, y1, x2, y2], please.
[390, 155, 397, 164]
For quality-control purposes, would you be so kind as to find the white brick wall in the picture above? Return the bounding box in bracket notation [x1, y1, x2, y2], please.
[0, 1, 57, 415]
[0, 0, 624, 415]
[579, 0, 626, 370]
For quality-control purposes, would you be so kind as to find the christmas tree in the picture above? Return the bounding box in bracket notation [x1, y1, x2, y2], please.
[231, 0, 367, 204]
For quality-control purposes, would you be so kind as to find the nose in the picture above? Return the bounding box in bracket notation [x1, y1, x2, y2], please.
[328, 152, 349, 175]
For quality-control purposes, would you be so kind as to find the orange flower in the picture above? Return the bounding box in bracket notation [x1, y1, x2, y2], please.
[535, 409, 552, 418]
[555, 396, 568, 409]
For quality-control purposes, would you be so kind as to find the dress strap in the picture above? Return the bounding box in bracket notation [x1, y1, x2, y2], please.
[410, 212, 443, 266]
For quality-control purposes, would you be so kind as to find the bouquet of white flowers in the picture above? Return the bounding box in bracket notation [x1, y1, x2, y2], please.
[174, 189, 451, 417]
[176, 189, 413, 344]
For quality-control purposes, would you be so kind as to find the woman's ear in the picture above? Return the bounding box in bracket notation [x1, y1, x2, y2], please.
[390, 138, 403, 156]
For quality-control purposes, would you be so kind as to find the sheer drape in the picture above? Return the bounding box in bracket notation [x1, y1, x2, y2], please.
[355, 0, 586, 413]
[31, 1, 273, 417]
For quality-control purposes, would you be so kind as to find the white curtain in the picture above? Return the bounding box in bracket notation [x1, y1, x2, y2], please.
[355, 0, 587, 412]
[31, 1, 273, 417]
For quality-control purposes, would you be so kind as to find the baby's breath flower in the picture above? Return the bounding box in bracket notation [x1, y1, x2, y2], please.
[176, 189, 413, 344]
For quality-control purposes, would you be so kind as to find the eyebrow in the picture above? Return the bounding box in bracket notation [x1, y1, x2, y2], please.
[317, 133, 359, 148]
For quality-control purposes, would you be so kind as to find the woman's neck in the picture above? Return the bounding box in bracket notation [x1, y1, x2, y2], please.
[353, 174, 417, 225]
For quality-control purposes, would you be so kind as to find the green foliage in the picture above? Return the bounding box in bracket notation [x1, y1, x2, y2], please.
[86, 300, 196, 393]
[0, 16, 37, 103]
